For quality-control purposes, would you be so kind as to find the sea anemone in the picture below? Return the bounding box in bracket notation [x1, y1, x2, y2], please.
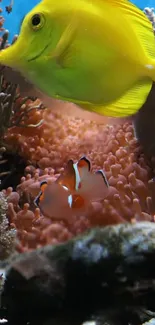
[2, 113, 154, 251]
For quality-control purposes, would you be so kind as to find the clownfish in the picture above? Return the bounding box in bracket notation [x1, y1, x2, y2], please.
[34, 156, 109, 220]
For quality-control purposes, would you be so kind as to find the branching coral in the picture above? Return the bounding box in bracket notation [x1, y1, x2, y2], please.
[0, 30, 45, 140]
[0, 12, 45, 141]
[0, 19, 46, 187]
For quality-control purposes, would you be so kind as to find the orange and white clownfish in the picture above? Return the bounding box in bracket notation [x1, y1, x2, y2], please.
[34, 156, 109, 220]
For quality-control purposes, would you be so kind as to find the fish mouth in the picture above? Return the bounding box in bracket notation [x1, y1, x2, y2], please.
[27, 43, 50, 62]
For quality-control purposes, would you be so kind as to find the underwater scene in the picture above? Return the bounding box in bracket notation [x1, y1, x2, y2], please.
[1, 0, 155, 324]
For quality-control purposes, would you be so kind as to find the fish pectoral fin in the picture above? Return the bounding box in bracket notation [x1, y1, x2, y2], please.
[50, 16, 78, 68]
[80, 79, 152, 118]
[54, 41, 76, 68]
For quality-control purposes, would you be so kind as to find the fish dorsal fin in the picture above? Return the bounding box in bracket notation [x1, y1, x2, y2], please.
[118, 0, 155, 59]
[77, 157, 90, 183]
[56, 159, 76, 191]
[97, 0, 155, 66]
[96, 170, 109, 188]
[77, 156, 90, 171]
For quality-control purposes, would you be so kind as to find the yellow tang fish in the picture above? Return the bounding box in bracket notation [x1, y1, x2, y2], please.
[0, 0, 155, 118]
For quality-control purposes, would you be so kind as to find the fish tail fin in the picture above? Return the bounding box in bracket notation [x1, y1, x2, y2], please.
[118, 0, 155, 83]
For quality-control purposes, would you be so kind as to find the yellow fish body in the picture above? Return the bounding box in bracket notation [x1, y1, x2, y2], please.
[0, 0, 155, 118]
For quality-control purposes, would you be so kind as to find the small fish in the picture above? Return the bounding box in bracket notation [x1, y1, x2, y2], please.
[34, 157, 109, 219]
[0, 0, 155, 119]
[5, 0, 14, 14]
[34, 181, 73, 220]
[57, 156, 109, 200]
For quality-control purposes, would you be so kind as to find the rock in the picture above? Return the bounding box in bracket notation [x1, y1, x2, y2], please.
[2, 222, 155, 324]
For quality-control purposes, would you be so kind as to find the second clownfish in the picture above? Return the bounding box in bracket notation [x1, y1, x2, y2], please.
[34, 156, 109, 220]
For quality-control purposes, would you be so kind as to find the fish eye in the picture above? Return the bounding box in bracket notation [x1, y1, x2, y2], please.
[31, 13, 45, 30]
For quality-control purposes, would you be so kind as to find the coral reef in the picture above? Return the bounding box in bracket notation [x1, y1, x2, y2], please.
[0, 5, 4, 34]
[0, 1, 154, 254]
[0, 191, 16, 259]
[144, 7, 155, 31]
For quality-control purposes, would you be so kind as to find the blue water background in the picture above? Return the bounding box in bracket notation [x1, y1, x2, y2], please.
[1, 0, 155, 42]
